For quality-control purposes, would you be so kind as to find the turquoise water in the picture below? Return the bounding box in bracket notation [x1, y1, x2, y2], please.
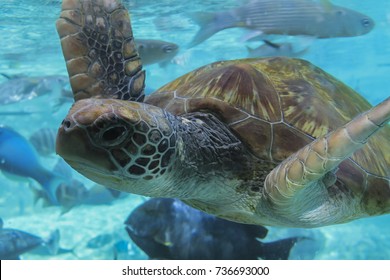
[0, 0, 389, 259]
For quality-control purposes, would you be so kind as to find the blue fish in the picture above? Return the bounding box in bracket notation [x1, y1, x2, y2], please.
[0, 126, 64, 204]
[125, 198, 304, 260]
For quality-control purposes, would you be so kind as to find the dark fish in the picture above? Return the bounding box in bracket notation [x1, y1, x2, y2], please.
[188, 0, 375, 47]
[246, 39, 311, 58]
[136, 39, 179, 66]
[86, 234, 113, 249]
[0, 75, 68, 105]
[125, 198, 302, 260]
[0, 227, 59, 260]
[0, 126, 64, 204]
[29, 128, 57, 156]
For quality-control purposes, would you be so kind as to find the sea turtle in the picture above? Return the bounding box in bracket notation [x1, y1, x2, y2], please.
[55, 0, 390, 228]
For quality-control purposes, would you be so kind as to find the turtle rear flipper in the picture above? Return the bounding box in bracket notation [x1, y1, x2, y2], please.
[264, 97, 390, 225]
[56, 0, 145, 101]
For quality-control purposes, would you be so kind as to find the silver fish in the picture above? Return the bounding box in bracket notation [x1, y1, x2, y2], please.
[136, 39, 179, 66]
[188, 0, 375, 47]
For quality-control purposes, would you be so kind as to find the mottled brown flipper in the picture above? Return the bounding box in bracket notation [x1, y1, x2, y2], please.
[56, 0, 145, 101]
[265, 97, 390, 217]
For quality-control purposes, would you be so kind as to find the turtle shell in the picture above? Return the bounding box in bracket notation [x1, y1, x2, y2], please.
[146, 57, 390, 209]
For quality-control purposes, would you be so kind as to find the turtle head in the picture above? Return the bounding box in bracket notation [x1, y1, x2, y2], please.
[56, 98, 177, 194]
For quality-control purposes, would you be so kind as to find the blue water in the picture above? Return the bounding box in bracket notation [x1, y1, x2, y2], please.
[0, 0, 389, 259]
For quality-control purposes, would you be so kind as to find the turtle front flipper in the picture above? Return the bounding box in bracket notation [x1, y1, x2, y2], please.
[264, 97, 390, 226]
[56, 0, 145, 101]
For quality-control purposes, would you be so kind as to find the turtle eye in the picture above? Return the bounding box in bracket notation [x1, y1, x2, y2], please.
[99, 125, 129, 147]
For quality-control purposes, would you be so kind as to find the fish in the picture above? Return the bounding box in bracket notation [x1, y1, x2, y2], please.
[0, 126, 64, 204]
[0, 224, 59, 260]
[0, 75, 69, 105]
[125, 198, 303, 260]
[246, 39, 311, 58]
[136, 39, 179, 66]
[29, 128, 57, 156]
[188, 0, 375, 47]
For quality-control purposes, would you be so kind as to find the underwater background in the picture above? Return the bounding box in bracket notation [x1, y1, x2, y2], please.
[0, 0, 389, 259]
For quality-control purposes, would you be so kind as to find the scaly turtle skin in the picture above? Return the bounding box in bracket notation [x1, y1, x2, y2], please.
[55, 0, 390, 227]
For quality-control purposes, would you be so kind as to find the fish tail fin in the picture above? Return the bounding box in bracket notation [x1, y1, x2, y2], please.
[255, 237, 302, 260]
[187, 12, 222, 48]
[45, 229, 60, 255]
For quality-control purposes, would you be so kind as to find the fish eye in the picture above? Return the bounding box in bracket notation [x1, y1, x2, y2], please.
[335, 10, 346, 16]
[162, 45, 176, 53]
[138, 44, 145, 50]
[361, 18, 371, 28]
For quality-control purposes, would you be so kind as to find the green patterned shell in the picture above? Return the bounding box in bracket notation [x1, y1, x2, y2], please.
[145, 57, 390, 211]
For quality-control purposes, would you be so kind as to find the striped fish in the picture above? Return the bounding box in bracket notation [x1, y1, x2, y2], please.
[188, 0, 375, 47]
[29, 128, 57, 156]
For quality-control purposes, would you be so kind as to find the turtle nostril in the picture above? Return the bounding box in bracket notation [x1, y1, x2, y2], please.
[61, 119, 73, 131]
